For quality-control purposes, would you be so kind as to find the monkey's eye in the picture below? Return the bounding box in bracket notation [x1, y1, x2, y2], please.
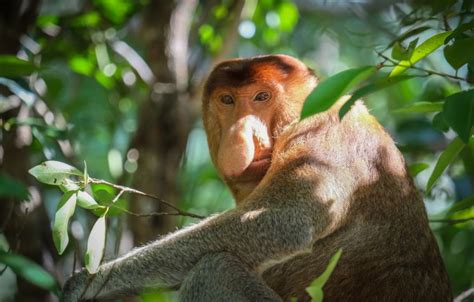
[220, 95, 234, 105]
[254, 91, 271, 102]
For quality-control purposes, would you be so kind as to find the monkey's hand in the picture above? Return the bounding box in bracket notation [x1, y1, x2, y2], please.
[62, 270, 89, 302]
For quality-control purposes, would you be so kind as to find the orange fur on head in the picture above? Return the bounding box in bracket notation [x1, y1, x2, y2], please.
[202, 54, 318, 202]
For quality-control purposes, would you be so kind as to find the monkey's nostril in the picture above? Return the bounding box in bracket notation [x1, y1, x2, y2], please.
[253, 148, 272, 162]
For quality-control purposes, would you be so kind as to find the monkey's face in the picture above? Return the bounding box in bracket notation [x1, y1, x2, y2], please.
[211, 82, 280, 181]
[202, 55, 318, 202]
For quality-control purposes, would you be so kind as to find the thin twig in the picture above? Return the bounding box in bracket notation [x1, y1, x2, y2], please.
[112, 189, 125, 203]
[89, 178, 205, 219]
[429, 217, 474, 224]
[110, 204, 199, 218]
[375, 50, 471, 83]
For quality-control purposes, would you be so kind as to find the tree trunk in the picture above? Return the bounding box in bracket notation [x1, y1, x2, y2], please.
[128, 0, 198, 244]
[0, 1, 53, 302]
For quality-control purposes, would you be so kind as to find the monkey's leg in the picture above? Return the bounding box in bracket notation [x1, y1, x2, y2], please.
[179, 252, 282, 302]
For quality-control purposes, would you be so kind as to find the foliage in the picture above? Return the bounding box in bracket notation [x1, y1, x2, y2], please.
[0, 251, 60, 296]
[306, 249, 343, 302]
[1, 0, 474, 300]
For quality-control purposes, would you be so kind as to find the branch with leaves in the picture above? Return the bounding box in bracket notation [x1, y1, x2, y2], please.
[29, 161, 205, 274]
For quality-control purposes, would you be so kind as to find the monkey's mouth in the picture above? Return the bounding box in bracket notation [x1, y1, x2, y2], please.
[237, 150, 272, 182]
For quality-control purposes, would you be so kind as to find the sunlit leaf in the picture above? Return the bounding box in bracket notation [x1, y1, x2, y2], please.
[53, 192, 77, 254]
[306, 249, 342, 302]
[0, 56, 39, 77]
[301, 66, 376, 119]
[443, 89, 474, 143]
[390, 31, 452, 76]
[426, 137, 465, 192]
[444, 37, 474, 69]
[339, 75, 416, 118]
[0, 251, 60, 296]
[59, 178, 81, 193]
[93, 0, 134, 24]
[448, 195, 474, 214]
[199, 24, 214, 44]
[29, 161, 82, 186]
[77, 191, 100, 209]
[85, 216, 106, 274]
[393, 101, 443, 114]
[0, 173, 29, 200]
[36, 15, 59, 27]
[71, 11, 101, 27]
[409, 163, 430, 177]
[391, 38, 418, 61]
[277, 2, 298, 32]
[69, 56, 95, 76]
[447, 205, 474, 225]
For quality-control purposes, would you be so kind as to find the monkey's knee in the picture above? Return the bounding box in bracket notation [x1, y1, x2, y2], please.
[179, 252, 282, 302]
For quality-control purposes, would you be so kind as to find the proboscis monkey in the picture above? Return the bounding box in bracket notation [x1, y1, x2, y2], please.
[62, 55, 452, 302]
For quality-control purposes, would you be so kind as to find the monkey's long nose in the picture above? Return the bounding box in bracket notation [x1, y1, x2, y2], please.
[217, 115, 272, 179]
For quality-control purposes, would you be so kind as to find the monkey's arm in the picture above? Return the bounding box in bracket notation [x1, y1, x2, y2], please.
[63, 196, 322, 301]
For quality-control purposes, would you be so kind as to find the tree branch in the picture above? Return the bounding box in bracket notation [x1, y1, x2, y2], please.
[375, 50, 471, 83]
[89, 178, 205, 219]
[429, 217, 474, 224]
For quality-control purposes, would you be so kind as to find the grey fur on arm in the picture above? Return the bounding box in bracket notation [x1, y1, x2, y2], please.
[62, 198, 318, 301]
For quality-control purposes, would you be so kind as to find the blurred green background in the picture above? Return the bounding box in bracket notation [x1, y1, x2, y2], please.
[0, 0, 473, 301]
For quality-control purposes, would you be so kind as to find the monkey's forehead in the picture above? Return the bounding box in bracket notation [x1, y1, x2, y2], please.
[204, 55, 312, 95]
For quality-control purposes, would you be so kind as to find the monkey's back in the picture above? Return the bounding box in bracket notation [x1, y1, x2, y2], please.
[259, 101, 452, 301]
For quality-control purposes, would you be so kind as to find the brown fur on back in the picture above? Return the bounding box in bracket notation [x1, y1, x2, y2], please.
[255, 100, 452, 301]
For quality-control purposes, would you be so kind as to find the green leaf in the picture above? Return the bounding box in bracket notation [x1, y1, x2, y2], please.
[306, 249, 342, 302]
[409, 163, 430, 177]
[387, 26, 431, 47]
[53, 192, 77, 254]
[432, 112, 450, 132]
[59, 178, 81, 192]
[447, 205, 474, 223]
[391, 39, 418, 61]
[444, 37, 474, 70]
[277, 2, 299, 32]
[426, 137, 465, 192]
[445, 19, 474, 43]
[93, 189, 115, 205]
[76, 191, 100, 209]
[306, 286, 323, 302]
[69, 56, 95, 76]
[85, 216, 106, 274]
[393, 101, 444, 114]
[28, 161, 82, 186]
[339, 75, 416, 118]
[448, 195, 474, 214]
[301, 66, 376, 119]
[93, 0, 134, 24]
[0, 56, 39, 77]
[443, 90, 474, 143]
[390, 31, 452, 76]
[199, 24, 214, 44]
[71, 11, 101, 27]
[0, 173, 29, 200]
[0, 251, 60, 296]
